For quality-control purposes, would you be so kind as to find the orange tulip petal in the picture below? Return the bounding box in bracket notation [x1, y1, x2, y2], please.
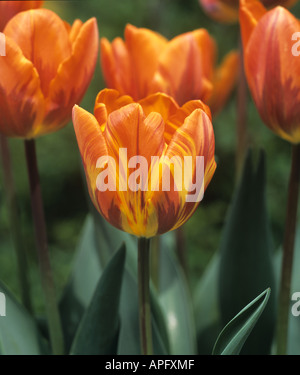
[208, 50, 240, 115]
[167, 107, 215, 198]
[69, 19, 83, 44]
[4, 9, 71, 97]
[73, 106, 122, 229]
[193, 29, 216, 81]
[165, 100, 212, 143]
[102, 104, 166, 236]
[72, 105, 110, 214]
[100, 37, 133, 96]
[105, 103, 165, 164]
[124, 23, 168, 100]
[0, 37, 44, 138]
[239, 0, 267, 49]
[0, 0, 43, 31]
[94, 88, 134, 127]
[44, 17, 99, 133]
[138, 92, 179, 123]
[245, 6, 300, 142]
[152, 30, 214, 106]
[153, 108, 216, 234]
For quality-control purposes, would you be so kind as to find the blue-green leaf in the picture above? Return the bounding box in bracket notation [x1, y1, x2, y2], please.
[70, 244, 126, 355]
[193, 253, 222, 354]
[157, 232, 197, 355]
[59, 215, 103, 350]
[0, 281, 47, 355]
[218, 150, 276, 354]
[212, 288, 271, 355]
[60, 213, 169, 355]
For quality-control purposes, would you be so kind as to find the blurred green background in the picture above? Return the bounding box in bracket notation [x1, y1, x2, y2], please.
[0, 0, 299, 314]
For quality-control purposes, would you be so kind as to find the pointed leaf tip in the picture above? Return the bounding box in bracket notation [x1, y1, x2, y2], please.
[212, 288, 271, 355]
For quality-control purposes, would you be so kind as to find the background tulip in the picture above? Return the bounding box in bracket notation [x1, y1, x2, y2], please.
[100, 24, 239, 116]
[0, 2, 45, 312]
[0, 0, 43, 31]
[240, 0, 300, 355]
[0, 8, 99, 138]
[198, 0, 240, 23]
[73, 89, 216, 238]
[0, 6, 99, 354]
[240, 0, 300, 143]
[199, 0, 297, 23]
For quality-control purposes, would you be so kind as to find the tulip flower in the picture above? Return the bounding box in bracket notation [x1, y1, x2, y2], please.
[199, 0, 297, 23]
[73, 89, 216, 238]
[240, 0, 300, 143]
[100, 24, 239, 115]
[0, 0, 43, 31]
[199, 0, 240, 23]
[0, 8, 99, 138]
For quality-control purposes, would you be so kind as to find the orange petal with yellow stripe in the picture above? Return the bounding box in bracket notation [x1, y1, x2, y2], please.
[155, 108, 216, 233]
[72, 105, 113, 221]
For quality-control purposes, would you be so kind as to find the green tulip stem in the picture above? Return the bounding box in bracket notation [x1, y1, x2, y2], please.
[138, 237, 153, 355]
[24, 139, 64, 356]
[276, 143, 300, 355]
[150, 235, 160, 291]
[236, 35, 249, 182]
[0, 135, 32, 312]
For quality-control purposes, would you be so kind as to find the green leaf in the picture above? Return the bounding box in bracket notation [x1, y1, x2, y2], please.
[157, 232, 197, 355]
[78, 167, 169, 354]
[60, 213, 169, 355]
[89, 213, 169, 354]
[274, 226, 300, 354]
[59, 215, 103, 351]
[212, 288, 271, 355]
[0, 281, 47, 355]
[70, 244, 126, 355]
[117, 267, 168, 355]
[104, 220, 169, 355]
[193, 253, 222, 354]
[218, 150, 276, 354]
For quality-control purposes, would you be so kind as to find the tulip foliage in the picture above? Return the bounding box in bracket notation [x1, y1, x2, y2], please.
[0, 0, 300, 357]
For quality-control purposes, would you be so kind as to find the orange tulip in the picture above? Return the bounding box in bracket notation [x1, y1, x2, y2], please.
[73, 89, 216, 238]
[240, 0, 300, 143]
[0, 0, 43, 31]
[199, 0, 240, 23]
[100, 24, 239, 115]
[199, 0, 297, 23]
[0, 9, 98, 138]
